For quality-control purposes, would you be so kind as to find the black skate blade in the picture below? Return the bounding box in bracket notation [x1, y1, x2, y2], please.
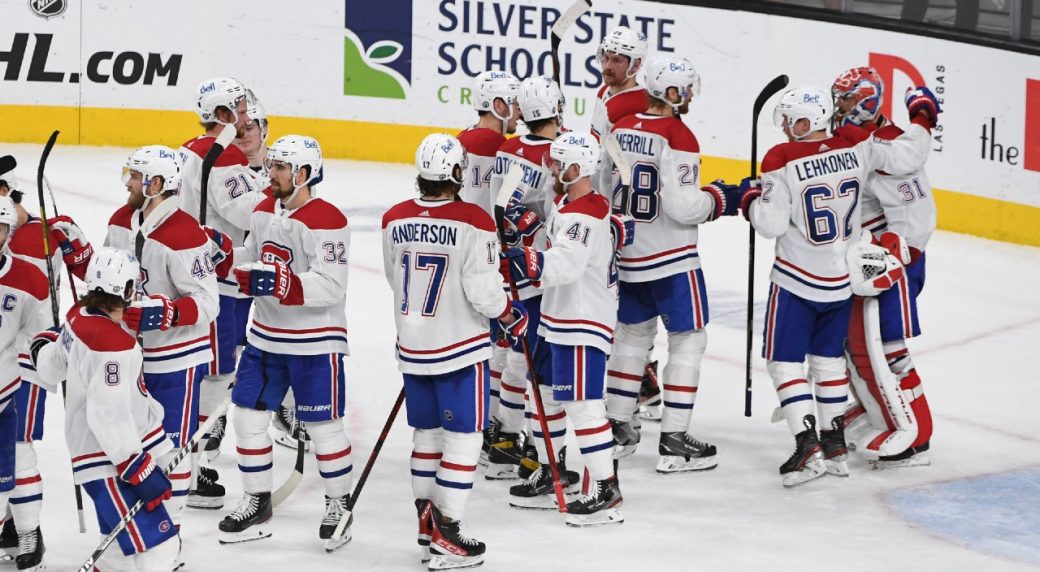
[218, 528, 272, 544]
[428, 553, 484, 570]
[508, 496, 559, 511]
[324, 530, 352, 553]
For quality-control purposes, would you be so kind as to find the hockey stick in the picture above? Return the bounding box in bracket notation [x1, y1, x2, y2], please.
[551, 0, 591, 85]
[270, 422, 305, 508]
[34, 131, 88, 532]
[330, 388, 405, 543]
[0, 155, 15, 177]
[602, 134, 631, 216]
[744, 74, 788, 418]
[76, 396, 232, 572]
[199, 124, 237, 226]
[43, 173, 82, 304]
[494, 165, 568, 513]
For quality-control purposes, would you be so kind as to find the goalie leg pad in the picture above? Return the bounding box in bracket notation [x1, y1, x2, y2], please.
[660, 329, 706, 434]
[307, 419, 354, 498]
[232, 405, 275, 494]
[605, 318, 657, 423]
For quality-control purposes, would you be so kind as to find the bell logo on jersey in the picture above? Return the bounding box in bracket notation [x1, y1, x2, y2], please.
[260, 242, 294, 266]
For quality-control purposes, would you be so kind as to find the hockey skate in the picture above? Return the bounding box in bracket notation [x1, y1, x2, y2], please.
[636, 361, 663, 422]
[1, 518, 16, 561]
[187, 466, 225, 509]
[15, 526, 44, 571]
[517, 439, 539, 480]
[428, 505, 485, 571]
[273, 406, 312, 453]
[871, 441, 931, 470]
[478, 420, 498, 468]
[320, 495, 351, 552]
[508, 462, 580, 510]
[218, 492, 273, 544]
[780, 415, 827, 488]
[485, 430, 522, 481]
[204, 414, 227, 461]
[610, 418, 640, 459]
[820, 415, 850, 477]
[416, 499, 433, 564]
[565, 476, 624, 527]
[656, 432, 718, 473]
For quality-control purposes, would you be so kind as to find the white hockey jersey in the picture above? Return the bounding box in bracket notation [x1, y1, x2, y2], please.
[178, 135, 264, 298]
[749, 121, 933, 302]
[490, 135, 556, 300]
[591, 84, 649, 195]
[382, 198, 509, 375]
[861, 122, 937, 254]
[0, 256, 48, 413]
[610, 113, 714, 282]
[105, 199, 219, 374]
[537, 191, 617, 354]
[457, 126, 506, 218]
[235, 193, 350, 356]
[8, 217, 65, 385]
[34, 306, 171, 485]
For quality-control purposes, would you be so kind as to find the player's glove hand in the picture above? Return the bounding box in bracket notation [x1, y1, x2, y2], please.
[700, 179, 740, 220]
[738, 177, 762, 221]
[48, 215, 94, 269]
[847, 235, 906, 297]
[905, 87, 941, 128]
[877, 231, 912, 265]
[234, 261, 302, 304]
[204, 226, 233, 279]
[117, 452, 172, 512]
[125, 295, 177, 332]
[29, 327, 61, 368]
[504, 205, 543, 248]
[497, 300, 529, 351]
[500, 247, 543, 284]
[609, 214, 635, 253]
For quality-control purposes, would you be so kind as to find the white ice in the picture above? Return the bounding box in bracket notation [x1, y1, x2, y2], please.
[4, 142, 1040, 571]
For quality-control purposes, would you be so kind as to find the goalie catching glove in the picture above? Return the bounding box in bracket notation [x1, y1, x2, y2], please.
[846, 233, 906, 296]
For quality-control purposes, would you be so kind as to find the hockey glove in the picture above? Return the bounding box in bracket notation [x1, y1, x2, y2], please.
[500, 247, 543, 285]
[738, 177, 762, 221]
[48, 215, 94, 270]
[847, 235, 906, 297]
[125, 295, 178, 332]
[877, 231, 912, 265]
[234, 261, 303, 305]
[700, 179, 740, 220]
[497, 300, 529, 351]
[117, 452, 172, 512]
[504, 205, 543, 248]
[29, 327, 61, 368]
[905, 87, 941, 129]
[204, 226, 233, 279]
[609, 214, 635, 253]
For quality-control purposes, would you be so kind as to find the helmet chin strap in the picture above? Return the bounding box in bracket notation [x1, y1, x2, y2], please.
[138, 180, 161, 212]
[559, 163, 580, 191]
[279, 168, 308, 206]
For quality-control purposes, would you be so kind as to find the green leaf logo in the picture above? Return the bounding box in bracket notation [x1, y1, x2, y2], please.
[344, 30, 408, 100]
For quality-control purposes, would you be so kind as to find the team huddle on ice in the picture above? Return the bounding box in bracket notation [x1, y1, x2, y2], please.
[0, 20, 942, 572]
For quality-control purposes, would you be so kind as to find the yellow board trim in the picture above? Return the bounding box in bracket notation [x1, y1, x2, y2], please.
[2, 104, 1039, 247]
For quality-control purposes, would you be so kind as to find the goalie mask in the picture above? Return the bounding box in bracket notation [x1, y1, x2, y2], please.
[846, 235, 905, 297]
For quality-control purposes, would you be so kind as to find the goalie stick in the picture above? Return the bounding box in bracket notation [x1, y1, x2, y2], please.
[550, 0, 591, 85]
[76, 397, 232, 572]
[744, 74, 788, 418]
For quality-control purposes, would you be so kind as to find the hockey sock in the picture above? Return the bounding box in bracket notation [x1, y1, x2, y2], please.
[768, 360, 814, 436]
[307, 419, 354, 498]
[158, 448, 190, 526]
[498, 350, 529, 434]
[232, 406, 274, 493]
[435, 430, 481, 521]
[660, 329, 706, 434]
[605, 319, 656, 423]
[529, 383, 566, 465]
[11, 442, 41, 532]
[562, 400, 613, 481]
[808, 355, 850, 428]
[411, 428, 443, 501]
[200, 374, 232, 440]
[133, 535, 179, 572]
[489, 343, 509, 424]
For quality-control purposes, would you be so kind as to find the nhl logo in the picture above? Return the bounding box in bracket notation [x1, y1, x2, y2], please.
[28, 0, 66, 19]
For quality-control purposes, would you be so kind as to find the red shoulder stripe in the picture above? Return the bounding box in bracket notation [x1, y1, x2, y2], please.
[559, 192, 610, 219]
[148, 209, 208, 251]
[0, 258, 49, 301]
[289, 198, 349, 231]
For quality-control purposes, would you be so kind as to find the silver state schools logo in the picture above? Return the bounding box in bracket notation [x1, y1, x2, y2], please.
[29, 0, 66, 19]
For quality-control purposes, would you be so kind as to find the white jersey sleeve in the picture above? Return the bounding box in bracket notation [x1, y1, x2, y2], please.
[856, 122, 932, 178]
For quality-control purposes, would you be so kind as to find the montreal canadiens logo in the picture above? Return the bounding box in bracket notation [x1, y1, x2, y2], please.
[260, 241, 294, 266]
[28, 0, 66, 19]
[158, 520, 171, 533]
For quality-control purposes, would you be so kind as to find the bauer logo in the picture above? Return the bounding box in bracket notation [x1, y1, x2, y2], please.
[29, 0, 66, 19]
[343, 0, 411, 100]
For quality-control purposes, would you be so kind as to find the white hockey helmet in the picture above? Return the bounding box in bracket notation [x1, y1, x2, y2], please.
[195, 77, 248, 125]
[266, 135, 323, 199]
[122, 145, 182, 209]
[246, 99, 269, 142]
[518, 76, 565, 124]
[85, 247, 139, 303]
[773, 85, 833, 140]
[644, 56, 701, 112]
[0, 195, 18, 247]
[598, 26, 648, 78]
[473, 71, 520, 122]
[550, 131, 599, 187]
[416, 133, 468, 185]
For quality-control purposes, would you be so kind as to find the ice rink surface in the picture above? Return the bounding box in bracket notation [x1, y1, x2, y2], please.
[4, 142, 1040, 571]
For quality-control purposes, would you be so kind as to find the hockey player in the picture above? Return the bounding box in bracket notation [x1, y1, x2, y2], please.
[99, 145, 220, 539]
[220, 135, 353, 551]
[235, 96, 270, 175]
[383, 133, 525, 569]
[591, 26, 650, 192]
[502, 132, 623, 527]
[458, 71, 521, 217]
[604, 56, 737, 472]
[31, 247, 180, 571]
[739, 84, 941, 487]
[831, 67, 935, 467]
[178, 77, 263, 494]
[482, 75, 565, 481]
[0, 195, 50, 571]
